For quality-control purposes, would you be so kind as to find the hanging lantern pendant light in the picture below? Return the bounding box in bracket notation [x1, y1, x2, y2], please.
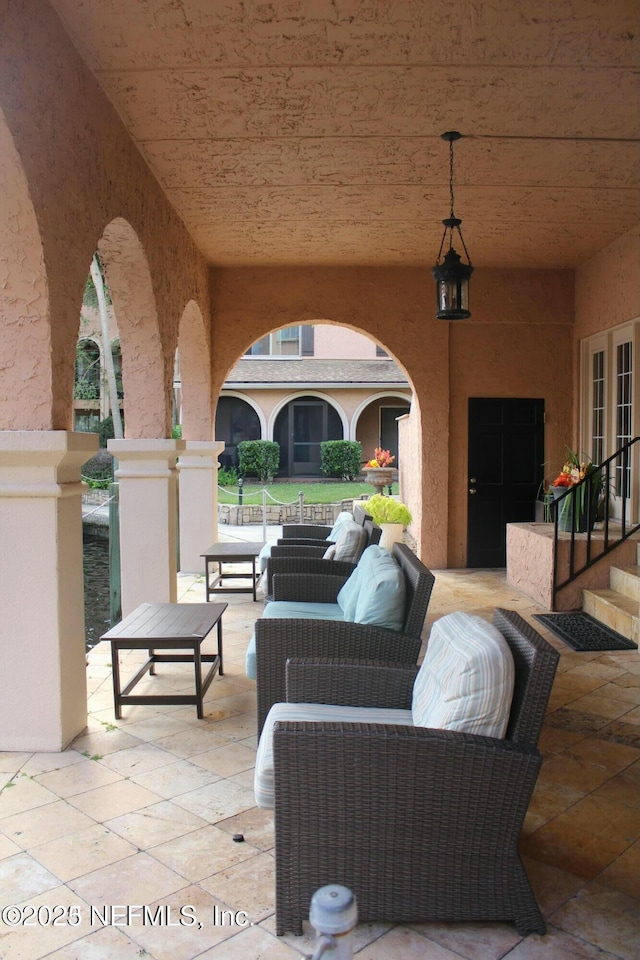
[432, 131, 474, 320]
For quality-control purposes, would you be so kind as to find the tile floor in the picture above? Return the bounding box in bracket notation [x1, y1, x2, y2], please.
[1, 560, 639, 960]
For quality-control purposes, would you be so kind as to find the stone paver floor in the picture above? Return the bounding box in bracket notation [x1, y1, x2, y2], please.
[1, 540, 638, 959]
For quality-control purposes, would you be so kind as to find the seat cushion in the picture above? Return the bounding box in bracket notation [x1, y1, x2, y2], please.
[332, 519, 368, 563]
[353, 545, 406, 631]
[412, 612, 515, 738]
[245, 601, 346, 679]
[255, 701, 413, 808]
[258, 542, 272, 572]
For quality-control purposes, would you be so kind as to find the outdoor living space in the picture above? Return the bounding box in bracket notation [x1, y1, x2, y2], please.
[1, 556, 638, 960]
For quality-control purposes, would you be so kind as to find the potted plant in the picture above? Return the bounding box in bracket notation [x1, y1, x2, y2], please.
[366, 493, 412, 550]
[550, 448, 603, 533]
[363, 447, 397, 495]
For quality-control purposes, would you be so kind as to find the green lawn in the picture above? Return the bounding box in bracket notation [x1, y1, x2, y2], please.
[217, 480, 398, 505]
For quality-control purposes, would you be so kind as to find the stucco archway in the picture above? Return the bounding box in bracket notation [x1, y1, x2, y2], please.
[0, 109, 51, 430]
[98, 219, 167, 439]
[177, 299, 212, 441]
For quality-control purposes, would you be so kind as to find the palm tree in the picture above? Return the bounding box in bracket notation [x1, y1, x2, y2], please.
[83, 254, 124, 438]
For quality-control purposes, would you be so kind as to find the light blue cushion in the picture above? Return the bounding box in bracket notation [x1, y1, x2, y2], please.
[412, 613, 515, 738]
[353, 546, 406, 631]
[336, 544, 380, 621]
[262, 600, 345, 621]
[327, 511, 354, 541]
[258, 542, 272, 572]
[255, 701, 413, 808]
[245, 600, 346, 679]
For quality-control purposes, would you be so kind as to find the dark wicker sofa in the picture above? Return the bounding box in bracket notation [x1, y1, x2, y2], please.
[254, 542, 435, 735]
[270, 608, 559, 936]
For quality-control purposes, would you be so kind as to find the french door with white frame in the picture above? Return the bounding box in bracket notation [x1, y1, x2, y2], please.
[581, 319, 639, 523]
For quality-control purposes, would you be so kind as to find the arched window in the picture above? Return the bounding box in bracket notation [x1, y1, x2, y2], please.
[215, 397, 262, 469]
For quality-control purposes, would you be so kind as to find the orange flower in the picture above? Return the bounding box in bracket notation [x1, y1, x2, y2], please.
[367, 447, 395, 468]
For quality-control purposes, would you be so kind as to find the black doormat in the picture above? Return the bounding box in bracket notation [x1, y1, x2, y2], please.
[533, 612, 636, 652]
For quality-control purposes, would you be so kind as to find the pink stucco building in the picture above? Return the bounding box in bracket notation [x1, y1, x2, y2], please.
[0, 0, 638, 751]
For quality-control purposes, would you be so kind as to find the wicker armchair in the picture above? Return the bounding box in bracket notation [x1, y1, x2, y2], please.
[264, 519, 382, 597]
[279, 505, 371, 544]
[270, 609, 559, 936]
[255, 542, 435, 734]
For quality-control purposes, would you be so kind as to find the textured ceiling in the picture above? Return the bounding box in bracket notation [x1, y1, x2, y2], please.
[51, 0, 639, 269]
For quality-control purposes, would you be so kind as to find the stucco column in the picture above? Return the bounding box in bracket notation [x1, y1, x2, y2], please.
[109, 439, 185, 616]
[177, 440, 225, 573]
[0, 430, 99, 751]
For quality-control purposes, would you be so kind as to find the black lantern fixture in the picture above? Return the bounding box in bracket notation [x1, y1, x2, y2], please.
[432, 131, 473, 320]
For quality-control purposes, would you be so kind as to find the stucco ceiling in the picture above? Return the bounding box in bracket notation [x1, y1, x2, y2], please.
[51, 0, 639, 269]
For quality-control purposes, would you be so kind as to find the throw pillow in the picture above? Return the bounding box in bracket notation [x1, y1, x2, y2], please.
[412, 612, 515, 739]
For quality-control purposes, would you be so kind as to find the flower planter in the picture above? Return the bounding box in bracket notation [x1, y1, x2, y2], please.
[551, 485, 597, 533]
[379, 522, 404, 551]
[363, 467, 396, 496]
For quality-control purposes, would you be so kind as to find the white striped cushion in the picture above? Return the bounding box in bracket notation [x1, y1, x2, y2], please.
[412, 612, 515, 738]
[254, 702, 413, 809]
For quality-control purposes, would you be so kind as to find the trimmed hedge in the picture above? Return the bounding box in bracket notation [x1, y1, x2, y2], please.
[238, 440, 280, 481]
[321, 440, 362, 480]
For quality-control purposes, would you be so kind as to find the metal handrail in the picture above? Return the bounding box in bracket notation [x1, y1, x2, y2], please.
[552, 437, 640, 608]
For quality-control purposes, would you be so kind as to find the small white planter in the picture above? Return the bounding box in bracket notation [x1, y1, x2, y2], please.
[379, 523, 404, 551]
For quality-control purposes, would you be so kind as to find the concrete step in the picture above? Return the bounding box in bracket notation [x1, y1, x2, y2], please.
[610, 564, 640, 603]
[583, 587, 639, 643]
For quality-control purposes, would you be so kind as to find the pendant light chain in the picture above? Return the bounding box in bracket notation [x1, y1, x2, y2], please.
[449, 137, 456, 220]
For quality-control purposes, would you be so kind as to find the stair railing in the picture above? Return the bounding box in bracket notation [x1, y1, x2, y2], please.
[552, 437, 640, 609]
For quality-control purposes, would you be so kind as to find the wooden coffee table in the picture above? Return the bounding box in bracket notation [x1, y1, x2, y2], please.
[201, 541, 265, 602]
[102, 602, 226, 719]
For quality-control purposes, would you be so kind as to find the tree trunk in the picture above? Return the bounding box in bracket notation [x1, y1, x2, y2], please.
[90, 255, 123, 439]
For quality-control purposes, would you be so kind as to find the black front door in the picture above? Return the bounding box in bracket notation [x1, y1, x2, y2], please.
[467, 398, 545, 567]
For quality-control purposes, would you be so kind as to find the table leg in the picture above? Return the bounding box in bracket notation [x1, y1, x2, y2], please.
[193, 639, 204, 719]
[111, 641, 122, 720]
[217, 619, 224, 676]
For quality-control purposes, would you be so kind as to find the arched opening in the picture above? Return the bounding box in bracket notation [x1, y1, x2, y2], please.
[215, 396, 262, 471]
[352, 393, 412, 466]
[74, 338, 101, 432]
[176, 299, 212, 441]
[221, 320, 413, 480]
[273, 396, 344, 477]
[97, 219, 166, 438]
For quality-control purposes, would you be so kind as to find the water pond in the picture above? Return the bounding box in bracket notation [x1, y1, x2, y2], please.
[83, 529, 111, 649]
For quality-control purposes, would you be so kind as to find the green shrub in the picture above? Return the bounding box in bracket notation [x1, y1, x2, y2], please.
[320, 440, 362, 480]
[82, 450, 113, 487]
[238, 440, 279, 482]
[97, 416, 115, 448]
[171, 424, 182, 439]
[218, 465, 238, 487]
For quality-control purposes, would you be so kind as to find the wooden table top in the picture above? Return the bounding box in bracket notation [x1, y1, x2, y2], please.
[101, 602, 227, 641]
[201, 542, 265, 560]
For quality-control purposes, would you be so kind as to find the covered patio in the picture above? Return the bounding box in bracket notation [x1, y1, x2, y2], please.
[1, 560, 638, 958]
[0, 1, 639, 954]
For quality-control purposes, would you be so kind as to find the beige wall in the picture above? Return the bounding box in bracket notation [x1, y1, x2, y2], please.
[313, 324, 379, 359]
[575, 227, 640, 341]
